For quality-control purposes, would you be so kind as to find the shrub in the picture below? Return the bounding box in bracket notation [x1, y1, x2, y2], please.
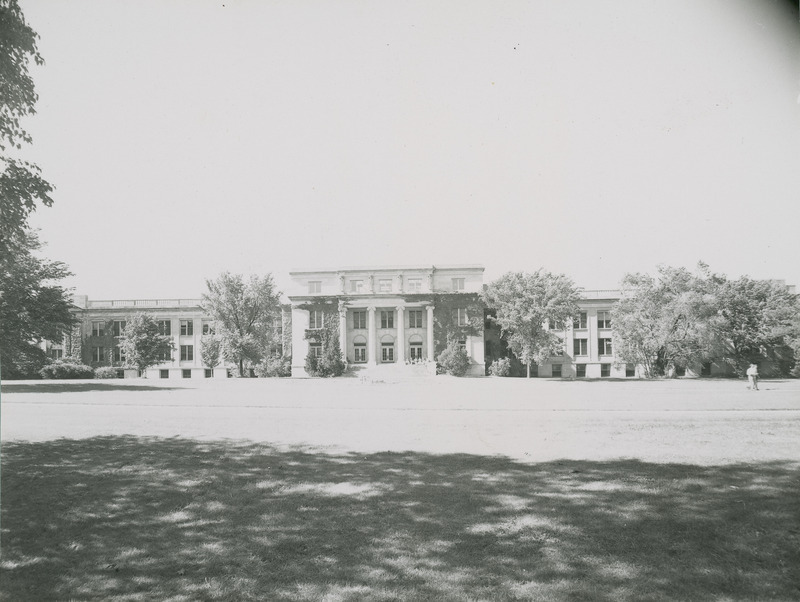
[437, 341, 470, 376]
[489, 357, 511, 377]
[254, 355, 292, 378]
[39, 360, 95, 379]
[94, 366, 120, 379]
[306, 347, 345, 378]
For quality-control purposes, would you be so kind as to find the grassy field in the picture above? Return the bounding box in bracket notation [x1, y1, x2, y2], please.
[2, 377, 799, 600]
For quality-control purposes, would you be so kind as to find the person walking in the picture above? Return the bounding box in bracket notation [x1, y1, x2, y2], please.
[746, 363, 759, 390]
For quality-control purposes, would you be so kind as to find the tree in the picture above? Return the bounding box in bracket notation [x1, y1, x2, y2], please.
[202, 273, 282, 377]
[0, 231, 76, 378]
[0, 0, 54, 256]
[708, 276, 799, 375]
[612, 265, 718, 378]
[118, 313, 174, 375]
[200, 334, 222, 372]
[482, 270, 581, 378]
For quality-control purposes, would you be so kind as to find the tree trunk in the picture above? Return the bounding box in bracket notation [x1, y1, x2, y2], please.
[239, 358, 244, 377]
[526, 361, 530, 378]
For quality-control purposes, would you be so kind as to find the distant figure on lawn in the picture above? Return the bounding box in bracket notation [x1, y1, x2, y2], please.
[746, 363, 759, 390]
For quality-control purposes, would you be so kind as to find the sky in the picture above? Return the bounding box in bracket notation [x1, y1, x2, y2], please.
[19, 0, 800, 300]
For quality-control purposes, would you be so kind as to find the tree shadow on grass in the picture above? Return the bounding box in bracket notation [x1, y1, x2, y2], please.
[1, 382, 185, 394]
[2, 438, 798, 601]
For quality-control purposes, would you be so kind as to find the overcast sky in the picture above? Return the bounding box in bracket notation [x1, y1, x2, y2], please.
[20, 0, 800, 300]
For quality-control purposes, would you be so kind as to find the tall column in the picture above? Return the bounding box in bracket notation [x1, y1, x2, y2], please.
[396, 306, 405, 363]
[426, 305, 435, 360]
[367, 306, 377, 365]
[339, 306, 347, 360]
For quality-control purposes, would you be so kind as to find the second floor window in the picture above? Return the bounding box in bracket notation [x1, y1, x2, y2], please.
[180, 345, 194, 361]
[308, 310, 323, 329]
[158, 320, 171, 336]
[378, 279, 392, 293]
[598, 311, 612, 329]
[92, 321, 105, 337]
[92, 347, 104, 362]
[456, 307, 468, 326]
[573, 339, 588, 356]
[202, 321, 215, 335]
[308, 281, 322, 294]
[113, 347, 126, 363]
[407, 278, 422, 292]
[353, 310, 366, 329]
[381, 310, 394, 329]
[112, 320, 126, 337]
[180, 320, 193, 336]
[599, 338, 613, 355]
[573, 312, 587, 329]
[408, 310, 423, 328]
[452, 278, 465, 291]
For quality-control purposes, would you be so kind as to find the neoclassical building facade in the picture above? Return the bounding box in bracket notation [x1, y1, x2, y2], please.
[288, 265, 486, 377]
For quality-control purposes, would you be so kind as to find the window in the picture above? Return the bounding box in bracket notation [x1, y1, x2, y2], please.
[573, 339, 588, 356]
[205, 369, 213, 378]
[180, 345, 194, 361]
[182, 369, 192, 378]
[573, 312, 587, 329]
[202, 321, 215, 335]
[408, 310, 423, 328]
[407, 278, 422, 292]
[354, 343, 366, 363]
[112, 320, 126, 337]
[549, 319, 564, 330]
[160, 369, 169, 379]
[598, 311, 612, 329]
[49, 348, 63, 360]
[180, 320, 193, 336]
[601, 363, 611, 377]
[309, 343, 322, 358]
[378, 279, 392, 293]
[92, 321, 105, 337]
[158, 320, 171, 336]
[576, 364, 586, 378]
[350, 279, 364, 293]
[308, 281, 322, 294]
[410, 344, 423, 360]
[457, 340, 467, 352]
[353, 310, 367, 329]
[308, 310, 323, 329]
[626, 363, 636, 377]
[92, 347, 104, 362]
[113, 347, 126, 363]
[452, 278, 465, 291]
[551, 364, 562, 377]
[381, 343, 394, 362]
[380, 310, 394, 329]
[456, 307, 468, 326]
[599, 338, 612, 356]
[158, 348, 172, 362]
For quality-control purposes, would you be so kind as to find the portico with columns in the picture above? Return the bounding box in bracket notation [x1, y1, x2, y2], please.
[289, 265, 486, 377]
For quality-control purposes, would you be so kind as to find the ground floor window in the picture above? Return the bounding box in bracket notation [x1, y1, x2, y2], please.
[576, 364, 586, 378]
[626, 363, 636, 377]
[50, 348, 63, 359]
[205, 369, 213, 378]
[552, 364, 562, 377]
[180, 345, 193, 361]
[410, 344, 423, 360]
[381, 344, 394, 362]
[310, 343, 322, 358]
[182, 369, 192, 378]
[601, 363, 611, 377]
[160, 369, 169, 379]
[354, 343, 366, 363]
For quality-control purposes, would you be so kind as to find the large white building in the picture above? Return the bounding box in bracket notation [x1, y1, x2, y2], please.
[288, 265, 486, 377]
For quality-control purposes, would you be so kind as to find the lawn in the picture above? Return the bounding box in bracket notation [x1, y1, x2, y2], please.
[2, 378, 799, 600]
